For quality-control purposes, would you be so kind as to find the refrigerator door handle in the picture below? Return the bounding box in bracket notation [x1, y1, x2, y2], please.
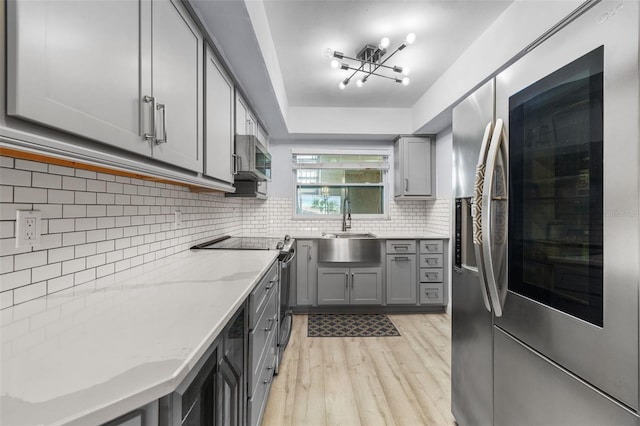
[471, 121, 494, 313]
[481, 118, 509, 317]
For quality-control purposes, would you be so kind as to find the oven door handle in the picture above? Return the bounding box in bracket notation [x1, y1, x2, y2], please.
[282, 248, 296, 267]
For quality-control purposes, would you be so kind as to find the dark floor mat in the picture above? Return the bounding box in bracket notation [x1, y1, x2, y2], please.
[307, 313, 401, 337]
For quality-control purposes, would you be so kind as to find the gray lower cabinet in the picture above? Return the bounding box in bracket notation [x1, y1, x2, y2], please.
[318, 267, 382, 305]
[295, 240, 318, 306]
[386, 254, 417, 304]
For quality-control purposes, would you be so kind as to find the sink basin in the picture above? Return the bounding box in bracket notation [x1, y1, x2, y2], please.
[322, 232, 377, 239]
[318, 235, 380, 263]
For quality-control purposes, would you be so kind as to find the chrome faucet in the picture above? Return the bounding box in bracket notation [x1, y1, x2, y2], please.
[342, 197, 352, 232]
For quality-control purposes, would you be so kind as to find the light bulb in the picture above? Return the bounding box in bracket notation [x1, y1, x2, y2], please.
[339, 81, 346, 90]
[330, 59, 340, 69]
[356, 79, 364, 87]
[402, 77, 410, 86]
[403, 67, 411, 76]
[379, 37, 390, 50]
[324, 48, 334, 58]
[405, 33, 416, 45]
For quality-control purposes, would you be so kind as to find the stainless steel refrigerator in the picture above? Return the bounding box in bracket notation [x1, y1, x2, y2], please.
[452, 1, 640, 424]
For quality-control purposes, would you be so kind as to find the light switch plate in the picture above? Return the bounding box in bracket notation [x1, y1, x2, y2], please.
[16, 210, 42, 248]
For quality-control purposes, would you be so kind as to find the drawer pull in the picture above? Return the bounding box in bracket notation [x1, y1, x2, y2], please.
[393, 256, 410, 261]
[425, 245, 438, 251]
[264, 318, 275, 332]
[266, 280, 276, 290]
[426, 291, 439, 299]
[426, 259, 438, 265]
[393, 245, 409, 250]
[426, 274, 437, 279]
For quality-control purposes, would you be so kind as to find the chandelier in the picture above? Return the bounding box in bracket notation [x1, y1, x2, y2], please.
[324, 33, 416, 90]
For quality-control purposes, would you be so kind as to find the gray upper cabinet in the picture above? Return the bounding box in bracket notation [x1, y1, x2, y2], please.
[150, 0, 203, 172]
[204, 46, 234, 184]
[6, 0, 203, 173]
[6, 0, 151, 157]
[394, 136, 435, 199]
[235, 94, 254, 136]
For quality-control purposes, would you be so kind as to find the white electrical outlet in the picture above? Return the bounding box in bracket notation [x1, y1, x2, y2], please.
[174, 210, 183, 228]
[16, 210, 42, 248]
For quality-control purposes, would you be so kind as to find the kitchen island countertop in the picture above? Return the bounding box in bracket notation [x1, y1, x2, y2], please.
[0, 249, 278, 426]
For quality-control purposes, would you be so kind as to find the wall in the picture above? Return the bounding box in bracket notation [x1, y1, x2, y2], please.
[0, 156, 244, 309]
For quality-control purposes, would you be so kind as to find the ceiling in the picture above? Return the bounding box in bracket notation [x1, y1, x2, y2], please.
[263, 1, 511, 109]
[191, 0, 513, 139]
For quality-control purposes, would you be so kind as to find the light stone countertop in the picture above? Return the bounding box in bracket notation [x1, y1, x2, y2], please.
[291, 231, 450, 240]
[0, 249, 279, 426]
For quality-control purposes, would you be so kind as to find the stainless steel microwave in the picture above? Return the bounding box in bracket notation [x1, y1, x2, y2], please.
[234, 135, 271, 181]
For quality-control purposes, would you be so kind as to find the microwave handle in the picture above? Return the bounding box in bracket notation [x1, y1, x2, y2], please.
[232, 153, 238, 175]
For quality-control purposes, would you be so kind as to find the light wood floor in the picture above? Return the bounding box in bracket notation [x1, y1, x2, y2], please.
[262, 313, 455, 426]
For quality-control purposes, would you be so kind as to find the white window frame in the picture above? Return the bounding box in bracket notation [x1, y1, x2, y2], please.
[292, 148, 391, 220]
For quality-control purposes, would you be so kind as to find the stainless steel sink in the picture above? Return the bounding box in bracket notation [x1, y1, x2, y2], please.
[318, 233, 380, 263]
[321, 232, 377, 239]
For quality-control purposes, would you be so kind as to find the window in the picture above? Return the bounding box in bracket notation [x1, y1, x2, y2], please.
[293, 151, 390, 218]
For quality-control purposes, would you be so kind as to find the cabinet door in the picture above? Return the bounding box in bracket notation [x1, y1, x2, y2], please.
[317, 267, 349, 305]
[295, 240, 317, 306]
[205, 47, 234, 184]
[151, 0, 203, 171]
[386, 255, 417, 304]
[351, 267, 382, 305]
[404, 138, 431, 196]
[6, 0, 151, 156]
[235, 95, 249, 135]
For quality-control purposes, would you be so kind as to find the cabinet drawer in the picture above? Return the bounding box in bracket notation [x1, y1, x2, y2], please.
[386, 240, 416, 254]
[420, 240, 443, 254]
[248, 320, 277, 397]
[419, 283, 444, 305]
[248, 342, 276, 426]
[249, 288, 277, 394]
[249, 261, 278, 329]
[419, 254, 443, 268]
[419, 268, 443, 283]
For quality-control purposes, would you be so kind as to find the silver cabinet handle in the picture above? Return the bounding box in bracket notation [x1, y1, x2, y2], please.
[155, 103, 167, 144]
[393, 245, 409, 250]
[351, 273, 354, 289]
[393, 256, 410, 261]
[266, 279, 276, 290]
[405, 178, 409, 192]
[143, 95, 156, 140]
[426, 291, 438, 299]
[264, 317, 275, 332]
[232, 153, 238, 175]
[345, 272, 349, 288]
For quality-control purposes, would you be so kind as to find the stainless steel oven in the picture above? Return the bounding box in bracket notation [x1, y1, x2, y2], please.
[191, 235, 296, 375]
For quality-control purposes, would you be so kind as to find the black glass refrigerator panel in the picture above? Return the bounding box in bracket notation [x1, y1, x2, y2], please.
[509, 47, 604, 326]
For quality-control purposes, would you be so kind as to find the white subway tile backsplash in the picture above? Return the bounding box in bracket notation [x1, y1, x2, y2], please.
[32, 172, 62, 189]
[0, 169, 31, 187]
[49, 219, 75, 234]
[14, 251, 47, 271]
[32, 263, 61, 282]
[0, 221, 15, 239]
[75, 218, 97, 231]
[87, 205, 107, 217]
[95, 240, 114, 254]
[37, 234, 62, 251]
[0, 157, 14, 168]
[62, 176, 86, 191]
[63, 205, 87, 218]
[86, 254, 106, 268]
[97, 193, 115, 204]
[33, 204, 62, 219]
[86, 229, 106, 243]
[74, 243, 97, 258]
[74, 268, 96, 285]
[96, 263, 114, 278]
[86, 179, 106, 193]
[0, 186, 13, 203]
[76, 169, 97, 179]
[47, 274, 74, 293]
[75, 192, 97, 205]
[48, 164, 74, 176]
[14, 281, 47, 304]
[62, 258, 85, 275]
[48, 189, 75, 204]
[0, 290, 13, 309]
[106, 182, 123, 194]
[106, 205, 123, 216]
[97, 172, 115, 182]
[62, 231, 86, 247]
[0, 269, 31, 291]
[48, 247, 75, 263]
[0, 255, 14, 273]
[14, 159, 47, 172]
[106, 228, 123, 240]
